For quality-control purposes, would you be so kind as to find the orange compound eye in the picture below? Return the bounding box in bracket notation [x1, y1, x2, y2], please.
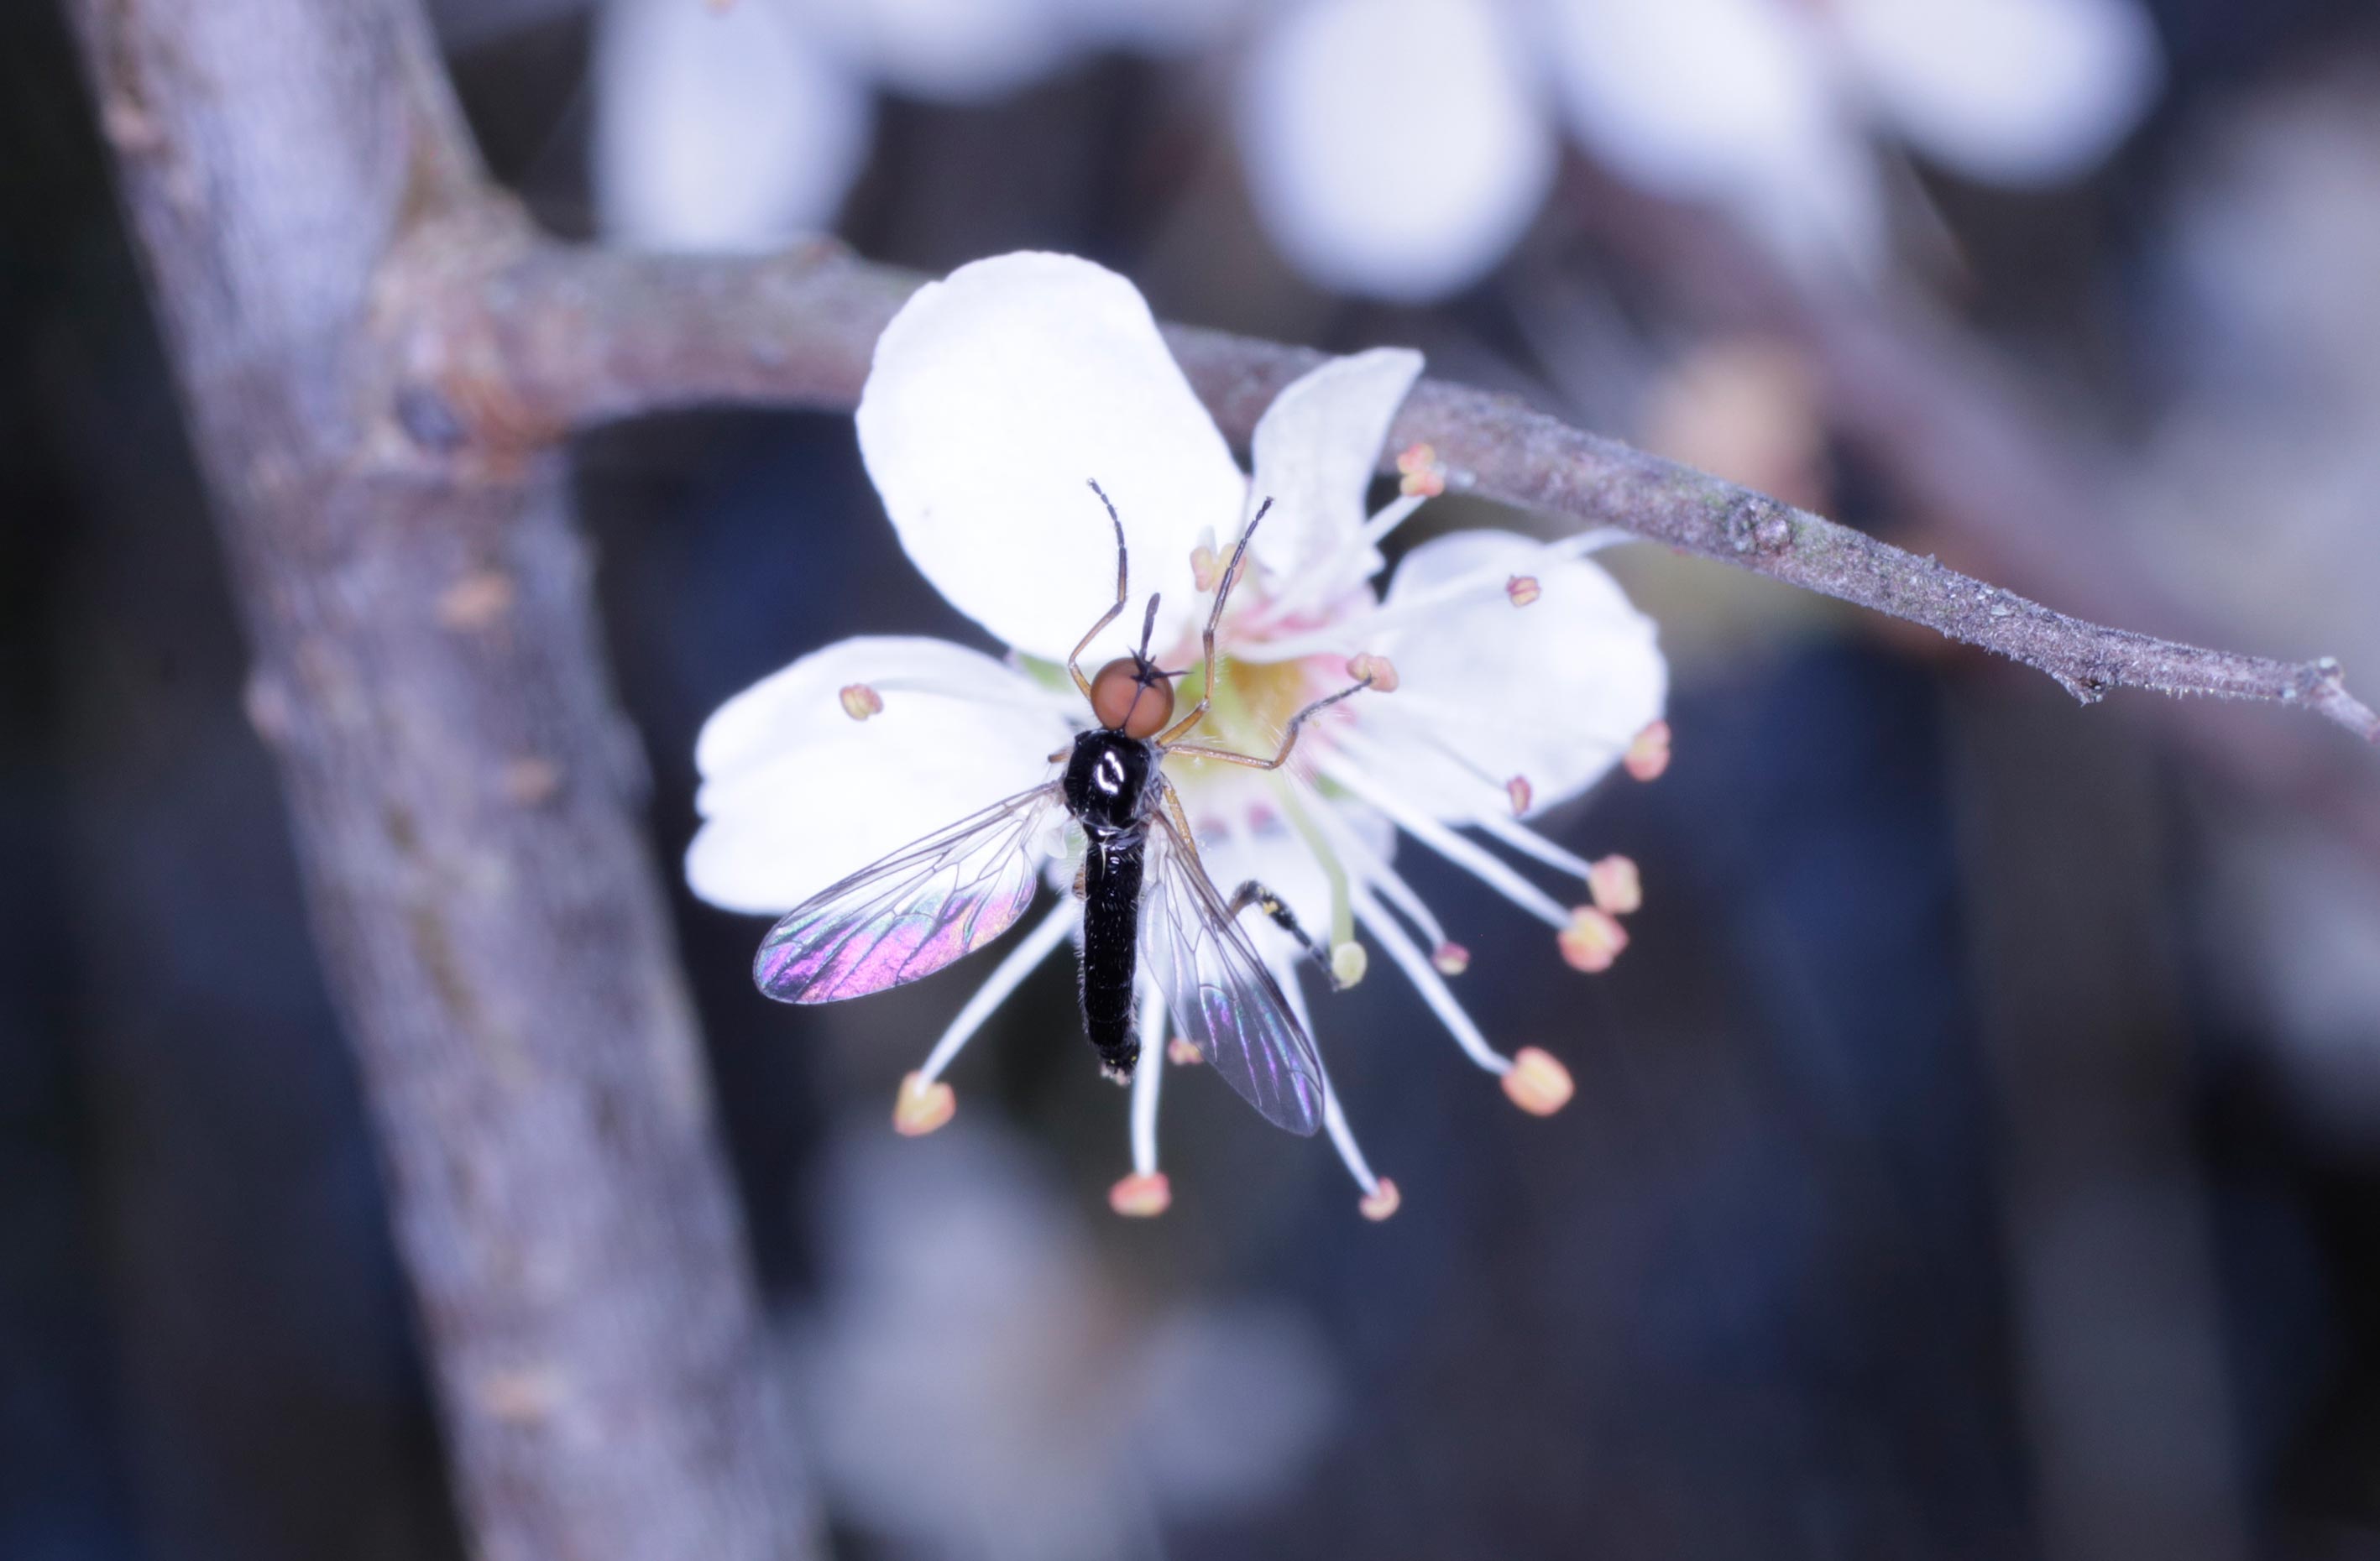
[1090, 658, 1175, 739]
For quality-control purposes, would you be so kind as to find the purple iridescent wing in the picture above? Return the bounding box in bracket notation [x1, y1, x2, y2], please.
[753, 783, 1064, 1004]
[1140, 799, 1326, 1136]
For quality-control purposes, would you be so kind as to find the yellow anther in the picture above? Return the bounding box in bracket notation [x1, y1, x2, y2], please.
[1108, 1172, 1172, 1218]
[1501, 1047, 1575, 1116]
[1557, 906, 1629, 973]
[892, 1071, 955, 1136]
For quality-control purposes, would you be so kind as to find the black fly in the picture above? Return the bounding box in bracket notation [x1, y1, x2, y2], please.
[751, 483, 1377, 1135]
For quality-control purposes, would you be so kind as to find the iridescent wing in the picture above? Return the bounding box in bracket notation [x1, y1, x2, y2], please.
[754, 782, 1065, 1003]
[1140, 796, 1326, 1136]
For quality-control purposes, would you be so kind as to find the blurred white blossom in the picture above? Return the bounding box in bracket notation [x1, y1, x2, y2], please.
[594, 0, 1247, 249]
[1236, 0, 2164, 296]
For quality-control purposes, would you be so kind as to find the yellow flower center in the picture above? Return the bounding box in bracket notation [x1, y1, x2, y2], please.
[1164, 653, 1320, 776]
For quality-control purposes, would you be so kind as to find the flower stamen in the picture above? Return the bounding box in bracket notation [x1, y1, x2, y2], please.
[1557, 906, 1629, 973]
[1361, 493, 1429, 549]
[892, 1072, 955, 1136]
[1352, 890, 1513, 1076]
[1624, 720, 1672, 781]
[1303, 792, 1452, 952]
[1346, 651, 1399, 692]
[913, 898, 1078, 1088]
[1501, 1047, 1575, 1116]
[1322, 750, 1570, 929]
[1395, 441, 1446, 498]
[1109, 1172, 1171, 1217]
[1128, 979, 1168, 1177]
[840, 683, 884, 720]
[1588, 854, 1642, 915]
[1189, 527, 1224, 593]
[1331, 941, 1369, 987]
[1469, 808, 1594, 880]
[1234, 531, 1620, 664]
[1268, 780, 1360, 953]
[1276, 952, 1397, 1217]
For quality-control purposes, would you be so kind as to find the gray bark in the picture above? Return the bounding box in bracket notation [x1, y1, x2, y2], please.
[65, 3, 818, 1558]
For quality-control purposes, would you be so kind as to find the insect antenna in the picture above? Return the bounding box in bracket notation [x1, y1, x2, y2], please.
[1069, 479, 1132, 700]
[1150, 496, 1274, 748]
[1211, 496, 1274, 625]
[1136, 593, 1162, 662]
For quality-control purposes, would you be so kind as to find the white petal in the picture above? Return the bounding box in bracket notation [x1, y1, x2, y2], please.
[856, 253, 1248, 664]
[1537, 0, 1881, 272]
[800, 0, 1076, 102]
[1832, 0, 2163, 184]
[1354, 530, 1664, 822]
[1245, 347, 1425, 589]
[1236, 0, 1556, 302]
[594, 0, 871, 251]
[687, 636, 1075, 913]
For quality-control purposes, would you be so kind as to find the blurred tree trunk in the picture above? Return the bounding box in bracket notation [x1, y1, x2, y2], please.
[63, 4, 819, 1558]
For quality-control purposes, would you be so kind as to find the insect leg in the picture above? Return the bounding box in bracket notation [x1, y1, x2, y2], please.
[1225, 879, 1343, 987]
[1153, 495, 1273, 747]
[1070, 479, 1132, 700]
[1159, 669, 1376, 772]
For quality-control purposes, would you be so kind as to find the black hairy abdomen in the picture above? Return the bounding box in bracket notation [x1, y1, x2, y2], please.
[1078, 837, 1143, 1078]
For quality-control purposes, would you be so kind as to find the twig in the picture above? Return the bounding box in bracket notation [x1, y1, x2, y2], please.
[405, 240, 2377, 744]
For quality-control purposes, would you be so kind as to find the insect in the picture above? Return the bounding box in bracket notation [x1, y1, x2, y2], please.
[751, 482, 1378, 1135]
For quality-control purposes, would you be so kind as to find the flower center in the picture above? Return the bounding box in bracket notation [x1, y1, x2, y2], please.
[1164, 652, 1321, 781]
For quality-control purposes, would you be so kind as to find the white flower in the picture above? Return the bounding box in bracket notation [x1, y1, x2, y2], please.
[1235, 0, 2164, 297]
[688, 251, 1667, 1217]
[594, 0, 1248, 251]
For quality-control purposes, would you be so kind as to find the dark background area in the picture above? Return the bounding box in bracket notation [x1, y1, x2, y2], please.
[8, 2, 2380, 1558]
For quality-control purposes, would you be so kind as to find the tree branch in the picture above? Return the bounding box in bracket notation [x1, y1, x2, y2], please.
[68, 4, 818, 1558]
[405, 241, 2377, 745]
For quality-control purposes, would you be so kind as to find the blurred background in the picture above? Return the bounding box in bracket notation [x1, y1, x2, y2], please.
[8, 0, 2380, 1556]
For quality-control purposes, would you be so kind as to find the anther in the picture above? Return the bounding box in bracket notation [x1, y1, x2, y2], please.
[1588, 854, 1641, 916]
[1557, 906, 1629, 973]
[1624, 720, 1671, 781]
[1347, 652, 1400, 692]
[840, 683, 884, 721]
[1359, 1178, 1403, 1221]
[1505, 775, 1534, 817]
[1396, 441, 1446, 499]
[1190, 530, 1224, 593]
[892, 1071, 955, 1136]
[1431, 942, 1471, 976]
[1505, 575, 1541, 608]
[1108, 1172, 1171, 1217]
[1501, 1047, 1575, 1116]
[1167, 1036, 1203, 1066]
[1331, 941, 1369, 988]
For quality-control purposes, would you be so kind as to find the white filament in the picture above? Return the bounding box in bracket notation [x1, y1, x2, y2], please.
[1353, 889, 1511, 1075]
[1321, 754, 1572, 929]
[1130, 978, 1168, 1176]
[916, 896, 1078, 1085]
[1270, 944, 1382, 1196]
